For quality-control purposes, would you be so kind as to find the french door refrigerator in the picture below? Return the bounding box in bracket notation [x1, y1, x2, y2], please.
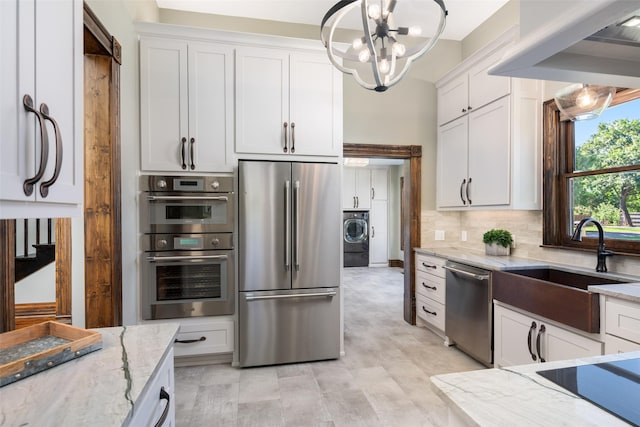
[238, 160, 341, 367]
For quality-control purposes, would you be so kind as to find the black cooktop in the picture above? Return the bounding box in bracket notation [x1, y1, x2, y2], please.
[537, 358, 640, 426]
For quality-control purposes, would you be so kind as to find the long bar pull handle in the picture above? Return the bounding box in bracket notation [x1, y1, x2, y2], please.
[466, 177, 472, 205]
[245, 291, 337, 301]
[22, 95, 49, 196]
[154, 387, 171, 427]
[442, 265, 490, 281]
[174, 336, 206, 344]
[290, 122, 296, 153]
[528, 321, 538, 361]
[285, 180, 291, 271]
[353, 196, 356, 208]
[356, 196, 359, 208]
[536, 324, 546, 363]
[371, 225, 375, 238]
[38, 103, 63, 198]
[147, 255, 228, 262]
[459, 178, 467, 205]
[146, 195, 228, 201]
[294, 180, 300, 271]
[283, 122, 288, 153]
[371, 187, 375, 200]
[180, 137, 187, 170]
[189, 137, 195, 170]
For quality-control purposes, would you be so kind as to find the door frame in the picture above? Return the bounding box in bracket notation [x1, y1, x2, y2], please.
[343, 143, 421, 325]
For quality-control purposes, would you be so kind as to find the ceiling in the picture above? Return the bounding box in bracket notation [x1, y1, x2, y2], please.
[155, 0, 511, 41]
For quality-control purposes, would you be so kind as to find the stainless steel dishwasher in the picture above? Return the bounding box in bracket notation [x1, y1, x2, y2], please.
[444, 261, 493, 366]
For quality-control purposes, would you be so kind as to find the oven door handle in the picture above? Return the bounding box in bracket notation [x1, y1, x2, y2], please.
[245, 291, 337, 301]
[145, 195, 229, 201]
[146, 255, 228, 262]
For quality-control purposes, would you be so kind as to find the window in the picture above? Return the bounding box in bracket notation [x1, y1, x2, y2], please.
[543, 88, 640, 256]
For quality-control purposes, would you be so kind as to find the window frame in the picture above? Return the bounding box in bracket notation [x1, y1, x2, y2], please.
[542, 88, 640, 257]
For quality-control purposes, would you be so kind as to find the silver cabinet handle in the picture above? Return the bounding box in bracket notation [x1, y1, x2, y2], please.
[371, 187, 375, 199]
[285, 180, 291, 271]
[459, 179, 467, 205]
[466, 177, 472, 205]
[22, 94, 49, 196]
[442, 265, 490, 281]
[356, 196, 359, 208]
[189, 137, 195, 170]
[180, 137, 187, 170]
[38, 103, 63, 198]
[371, 225, 375, 238]
[245, 291, 337, 301]
[147, 254, 227, 262]
[146, 195, 228, 201]
[294, 180, 300, 271]
[353, 196, 356, 208]
[291, 122, 296, 153]
[283, 122, 288, 153]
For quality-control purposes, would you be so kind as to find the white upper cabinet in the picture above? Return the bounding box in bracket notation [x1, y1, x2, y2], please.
[140, 37, 234, 172]
[1, 0, 83, 218]
[343, 167, 371, 210]
[370, 168, 388, 201]
[436, 28, 542, 211]
[236, 46, 342, 157]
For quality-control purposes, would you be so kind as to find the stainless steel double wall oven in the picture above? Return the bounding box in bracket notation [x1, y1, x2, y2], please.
[140, 175, 234, 320]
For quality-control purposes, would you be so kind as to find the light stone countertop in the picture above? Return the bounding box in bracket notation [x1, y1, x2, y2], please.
[431, 350, 640, 426]
[415, 246, 640, 302]
[0, 322, 179, 427]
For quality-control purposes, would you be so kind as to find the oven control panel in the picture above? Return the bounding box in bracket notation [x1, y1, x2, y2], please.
[141, 175, 233, 193]
[145, 233, 233, 251]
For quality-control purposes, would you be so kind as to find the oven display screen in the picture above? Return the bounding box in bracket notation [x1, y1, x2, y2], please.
[174, 237, 203, 249]
[166, 205, 212, 220]
[173, 178, 203, 191]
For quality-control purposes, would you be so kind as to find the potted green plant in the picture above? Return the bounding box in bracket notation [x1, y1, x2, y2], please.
[483, 229, 513, 256]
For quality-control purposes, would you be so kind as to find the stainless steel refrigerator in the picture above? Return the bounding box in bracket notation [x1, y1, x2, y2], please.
[238, 160, 341, 367]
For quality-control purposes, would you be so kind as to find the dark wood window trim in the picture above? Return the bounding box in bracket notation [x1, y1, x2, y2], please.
[543, 88, 640, 257]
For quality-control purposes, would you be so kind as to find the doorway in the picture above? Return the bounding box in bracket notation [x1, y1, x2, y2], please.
[343, 143, 421, 325]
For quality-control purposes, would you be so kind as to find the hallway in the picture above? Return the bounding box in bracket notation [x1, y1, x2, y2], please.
[174, 267, 483, 426]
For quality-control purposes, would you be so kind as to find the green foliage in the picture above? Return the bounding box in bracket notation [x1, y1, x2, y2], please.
[482, 229, 513, 248]
[592, 203, 621, 225]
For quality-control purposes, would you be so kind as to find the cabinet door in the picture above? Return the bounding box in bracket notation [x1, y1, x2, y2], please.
[436, 117, 468, 208]
[605, 334, 640, 355]
[468, 48, 511, 112]
[289, 53, 341, 156]
[543, 322, 602, 362]
[188, 42, 234, 172]
[371, 168, 388, 200]
[494, 305, 539, 368]
[140, 37, 189, 171]
[342, 167, 356, 209]
[235, 46, 289, 155]
[437, 74, 468, 125]
[355, 168, 371, 210]
[467, 96, 510, 207]
[369, 199, 388, 264]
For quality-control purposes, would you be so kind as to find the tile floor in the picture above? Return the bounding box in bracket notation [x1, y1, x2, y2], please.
[174, 267, 484, 426]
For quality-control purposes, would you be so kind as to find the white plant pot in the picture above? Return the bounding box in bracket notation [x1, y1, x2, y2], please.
[485, 243, 510, 256]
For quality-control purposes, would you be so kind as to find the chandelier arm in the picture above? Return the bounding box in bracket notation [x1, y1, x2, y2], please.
[361, 0, 384, 88]
[320, 0, 359, 47]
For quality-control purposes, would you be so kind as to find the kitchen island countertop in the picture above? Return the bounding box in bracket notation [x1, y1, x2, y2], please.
[431, 350, 640, 426]
[0, 322, 179, 426]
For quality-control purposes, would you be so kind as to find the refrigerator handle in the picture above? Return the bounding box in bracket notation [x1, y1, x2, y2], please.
[285, 180, 291, 271]
[294, 180, 300, 271]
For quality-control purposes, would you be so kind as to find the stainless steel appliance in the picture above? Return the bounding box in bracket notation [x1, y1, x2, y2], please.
[444, 261, 493, 366]
[343, 211, 369, 267]
[140, 175, 235, 320]
[141, 175, 234, 234]
[238, 160, 341, 367]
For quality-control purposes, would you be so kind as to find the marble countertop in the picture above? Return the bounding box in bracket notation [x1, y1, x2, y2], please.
[431, 350, 640, 426]
[589, 283, 640, 303]
[0, 322, 179, 427]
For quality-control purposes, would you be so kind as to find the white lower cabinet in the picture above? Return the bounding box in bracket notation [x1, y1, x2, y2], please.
[129, 347, 175, 427]
[415, 253, 447, 340]
[602, 296, 640, 354]
[172, 317, 234, 358]
[494, 303, 602, 368]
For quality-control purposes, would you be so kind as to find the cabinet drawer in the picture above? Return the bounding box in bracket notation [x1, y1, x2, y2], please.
[416, 254, 446, 278]
[416, 294, 445, 332]
[605, 334, 640, 355]
[416, 271, 445, 304]
[605, 298, 640, 344]
[173, 319, 234, 357]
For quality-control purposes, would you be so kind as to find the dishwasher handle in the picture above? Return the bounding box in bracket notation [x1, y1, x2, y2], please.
[442, 265, 490, 281]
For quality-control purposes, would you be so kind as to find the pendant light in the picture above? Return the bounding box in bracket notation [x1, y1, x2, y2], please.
[554, 84, 616, 121]
[321, 0, 447, 92]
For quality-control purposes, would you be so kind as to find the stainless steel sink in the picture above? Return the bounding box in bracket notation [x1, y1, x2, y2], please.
[493, 268, 626, 333]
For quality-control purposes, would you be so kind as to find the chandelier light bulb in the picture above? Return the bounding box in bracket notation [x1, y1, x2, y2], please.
[368, 3, 381, 20]
[358, 49, 371, 63]
[352, 38, 363, 50]
[409, 25, 422, 36]
[392, 42, 406, 57]
[379, 58, 390, 74]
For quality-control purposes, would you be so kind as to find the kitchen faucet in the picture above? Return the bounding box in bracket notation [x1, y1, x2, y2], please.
[571, 217, 614, 272]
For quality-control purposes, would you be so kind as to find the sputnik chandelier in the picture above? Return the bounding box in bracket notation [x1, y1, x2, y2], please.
[321, 0, 447, 92]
